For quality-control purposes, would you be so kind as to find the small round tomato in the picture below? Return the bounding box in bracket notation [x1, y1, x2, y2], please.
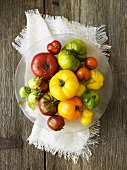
[47, 40, 61, 55]
[80, 117, 92, 126]
[37, 80, 49, 93]
[47, 115, 65, 131]
[31, 53, 59, 80]
[85, 57, 98, 69]
[76, 67, 91, 81]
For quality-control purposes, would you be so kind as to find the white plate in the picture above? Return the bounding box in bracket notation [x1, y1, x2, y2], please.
[15, 33, 112, 133]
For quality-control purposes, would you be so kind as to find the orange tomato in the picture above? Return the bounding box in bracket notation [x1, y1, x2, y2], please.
[58, 97, 83, 121]
[76, 67, 91, 81]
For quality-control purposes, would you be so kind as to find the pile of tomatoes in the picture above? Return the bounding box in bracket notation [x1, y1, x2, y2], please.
[19, 39, 104, 131]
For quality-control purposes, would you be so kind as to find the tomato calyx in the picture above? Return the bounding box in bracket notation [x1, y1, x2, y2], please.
[59, 79, 65, 87]
[37, 63, 50, 70]
[58, 124, 64, 130]
[92, 95, 96, 99]
[51, 100, 60, 105]
[52, 44, 58, 49]
[75, 105, 83, 112]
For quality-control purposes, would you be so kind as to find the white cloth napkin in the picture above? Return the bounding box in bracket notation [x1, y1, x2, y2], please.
[12, 9, 110, 163]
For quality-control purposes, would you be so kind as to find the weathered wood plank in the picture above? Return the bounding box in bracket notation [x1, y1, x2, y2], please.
[0, 0, 45, 170]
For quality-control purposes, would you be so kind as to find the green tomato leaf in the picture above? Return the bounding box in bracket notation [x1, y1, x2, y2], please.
[28, 102, 35, 110]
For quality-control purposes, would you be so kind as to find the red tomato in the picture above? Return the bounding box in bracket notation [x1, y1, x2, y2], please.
[47, 40, 61, 55]
[47, 115, 65, 131]
[37, 80, 49, 93]
[76, 67, 91, 81]
[85, 57, 98, 69]
[31, 53, 59, 80]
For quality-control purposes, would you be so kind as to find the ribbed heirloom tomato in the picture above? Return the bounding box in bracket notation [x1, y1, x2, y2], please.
[31, 53, 59, 80]
[58, 97, 83, 121]
[49, 70, 79, 101]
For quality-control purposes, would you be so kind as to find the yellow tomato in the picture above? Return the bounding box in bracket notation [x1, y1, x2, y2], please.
[49, 70, 79, 101]
[82, 109, 93, 118]
[75, 83, 86, 97]
[80, 109, 93, 126]
[86, 70, 104, 90]
[80, 117, 92, 126]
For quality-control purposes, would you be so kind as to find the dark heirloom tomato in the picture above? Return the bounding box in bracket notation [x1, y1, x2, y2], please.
[47, 115, 65, 131]
[47, 40, 61, 55]
[38, 91, 58, 116]
[31, 53, 59, 80]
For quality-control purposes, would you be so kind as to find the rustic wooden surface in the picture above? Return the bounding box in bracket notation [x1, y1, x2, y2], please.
[0, 0, 127, 169]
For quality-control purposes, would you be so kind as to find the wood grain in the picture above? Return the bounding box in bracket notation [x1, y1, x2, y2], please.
[0, 0, 127, 170]
[0, 1, 45, 170]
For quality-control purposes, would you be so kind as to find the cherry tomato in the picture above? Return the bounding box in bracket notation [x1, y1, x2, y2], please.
[37, 80, 49, 93]
[47, 115, 65, 131]
[76, 67, 91, 81]
[85, 57, 98, 69]
[31, 53, 59, 80]
[47, 40, 61, 55]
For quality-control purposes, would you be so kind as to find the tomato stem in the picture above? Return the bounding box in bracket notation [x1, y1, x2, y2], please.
[37, 63, 50, 70]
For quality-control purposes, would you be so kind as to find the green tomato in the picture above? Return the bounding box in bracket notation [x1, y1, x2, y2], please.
[19, 86, 31, 98]
[57, 50, 81, 72]
[82, 90, 100, 109]
[28, 90, 41, 103]
[28, 77, 42, 89]
[63, 39, 87, 61]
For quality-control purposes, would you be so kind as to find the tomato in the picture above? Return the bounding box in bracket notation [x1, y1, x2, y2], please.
[63, 39, 87, 61]
[76, 67, 91, 81]
[82, 90, 100, 109]
[75, 83, 86, 97]
[31, 53, 59, 80]
[85, 70, 104, 90]
[49, 70, 79, 101]
[82, 109, 93, 118]
[85, 57, 98, 69]
[57, 50, 81, 72]
[80, 108, 94, 126]
[19, 86, 31, 98]
[38, 91, 58, 116]
[37, 80, 49, 93]
[47, 40, 61, 55]
[28, 77, 42, 89]
[47, 115, 65, 131]
[80, 117, 92, 126]
[58, 97, 83, 121]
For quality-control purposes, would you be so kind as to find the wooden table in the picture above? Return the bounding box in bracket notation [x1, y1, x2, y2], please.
[0, 0, 127, 169]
